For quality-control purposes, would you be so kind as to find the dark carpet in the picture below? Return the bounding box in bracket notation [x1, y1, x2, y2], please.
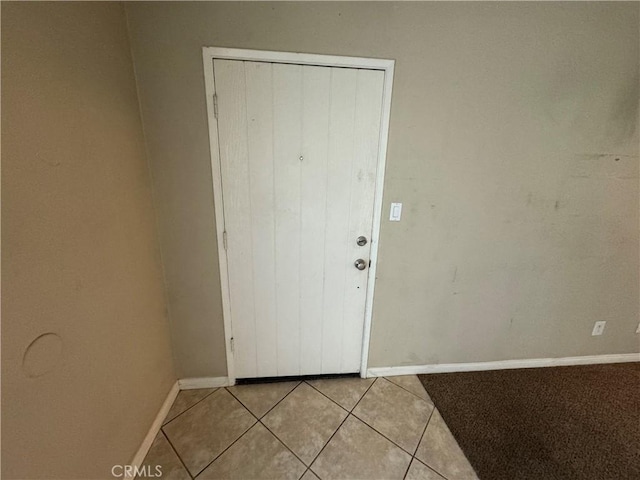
[419, 362, 640, 480]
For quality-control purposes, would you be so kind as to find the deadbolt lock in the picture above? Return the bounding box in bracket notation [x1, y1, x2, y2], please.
[356, 236, 368, 246]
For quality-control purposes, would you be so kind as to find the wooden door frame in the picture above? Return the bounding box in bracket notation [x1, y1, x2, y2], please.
[202, 47, 395, 385]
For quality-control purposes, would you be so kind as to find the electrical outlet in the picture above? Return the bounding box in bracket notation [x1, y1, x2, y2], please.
[592, 321, 606, 336]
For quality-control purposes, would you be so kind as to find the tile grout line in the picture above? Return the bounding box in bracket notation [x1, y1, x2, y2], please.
[227, 381, 302, 421]
[257, 378, 379, 478]
[162, 387, 220, 427]
[189, 417, 258, 477]
[251, 382, 337, 470]
[305, 413, 350, 478]
[422, 462, 451, 480]
[349, 408, 421, 458]
[303, 377, 380, 477]
[402, 404, 436, 480]
[160, 429, 195, 480]
[226, 383, 311, 471]
[258, 418, 310, 470]
[303, 380, 357, 414]
[346, 378, 431, 458]
[402, 458, 413, 480]
[410, 407, 454, 480]
[413, 405, 435, 456]
[156, 388, 222, 479]
[340, 376, 377, 417]
[420, 458, 451, 480]
[186, 388, 273, 478]
[384, 376, 434, 405]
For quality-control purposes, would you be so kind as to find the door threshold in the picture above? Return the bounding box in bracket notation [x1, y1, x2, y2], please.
[236, 372, 360, 385]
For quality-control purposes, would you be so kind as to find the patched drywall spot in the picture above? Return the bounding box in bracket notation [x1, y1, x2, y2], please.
[22, 333, 63, 378]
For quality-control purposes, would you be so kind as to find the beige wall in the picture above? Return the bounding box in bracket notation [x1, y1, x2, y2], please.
[126, 1, 639, 377]
[2, 3, 176, 478]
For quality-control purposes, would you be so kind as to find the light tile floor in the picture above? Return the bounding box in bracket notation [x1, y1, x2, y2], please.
[139, 375, 478, 480]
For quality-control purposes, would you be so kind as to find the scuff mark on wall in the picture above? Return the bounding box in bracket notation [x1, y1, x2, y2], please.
[606, 73, 639, 146]
[36, 153, 61, 167]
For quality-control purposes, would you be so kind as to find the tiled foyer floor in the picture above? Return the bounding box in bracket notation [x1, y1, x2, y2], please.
[139, 375, 478, 480]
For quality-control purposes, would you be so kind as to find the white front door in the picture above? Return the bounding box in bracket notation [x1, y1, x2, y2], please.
[214, 59, 384, 378]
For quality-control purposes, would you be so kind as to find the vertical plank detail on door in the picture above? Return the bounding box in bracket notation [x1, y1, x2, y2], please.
[321, 68, 358, 373]
[214, 60, 257, 377]
[245, 62, 278, 377]
[299, 66, 331, 375]
[273, 63, 303, 376]
[341, 69, 385, 371]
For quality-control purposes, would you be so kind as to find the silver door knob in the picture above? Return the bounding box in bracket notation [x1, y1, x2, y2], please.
[354, 259, 367, 270]
[356, 236, 368, 246]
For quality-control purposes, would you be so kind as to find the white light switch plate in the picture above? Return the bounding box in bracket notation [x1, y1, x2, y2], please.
[390, 202, 402, 221]
[592, 321, 606, 336]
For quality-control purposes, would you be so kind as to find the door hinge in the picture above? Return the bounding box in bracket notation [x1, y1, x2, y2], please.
[230, 337, 234, 353]
[223, 230, 228, 250]
[213, 93, 219, 119]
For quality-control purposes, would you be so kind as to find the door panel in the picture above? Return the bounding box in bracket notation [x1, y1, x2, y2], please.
[214, 59, 384, 378]
[341, 70, 384, 371]
[299, 65, 331, 375]
[272, 63, 304, 376]
[214, 60, 256, 377]
[245, 61, 278, 377]
[320, 67, 358, 374]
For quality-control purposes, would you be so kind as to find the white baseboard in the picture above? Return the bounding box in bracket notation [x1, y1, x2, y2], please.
[178, 376, 230, 390]
[127, 381, 180, 479]
[367, 353, 640, 378]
